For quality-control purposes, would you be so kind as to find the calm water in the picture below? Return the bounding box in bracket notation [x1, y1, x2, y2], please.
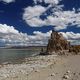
[0, 49, 40, 64]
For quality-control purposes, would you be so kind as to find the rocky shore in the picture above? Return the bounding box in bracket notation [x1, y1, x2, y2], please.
[40, 30, 80, 55]
[0, 54, 80, 80]
[0, 30, 80, 80]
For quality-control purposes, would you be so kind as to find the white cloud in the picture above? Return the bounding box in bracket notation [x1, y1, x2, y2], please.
[23, 5, 46, 20]
[0, 24, 80, 46]
[22, 0, 80, 45]
[23, 5, 80, 30]
[60, 32, 80, 45]
[33, 0, 60, 5]
[0, 0, 15, 3]
[44, 0, 59, 4]
[27, 30, 52, 46]
[0, 24, 19, 34]
[0, 24, 52, 46]
[28, 31, 80, 46]
[47, 10, 80, 30]
[0, 24, 29, 46]
[30, 30, 51, 40]
[23, 0, 63, 27]
[25, 17, 46, 27]
[23, 0, 80, 31]
[60, 32, 80, 40]
[23, 5, 46, 27]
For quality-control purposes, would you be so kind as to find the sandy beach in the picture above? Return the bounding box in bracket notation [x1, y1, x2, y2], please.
[0, 54, 80, 80]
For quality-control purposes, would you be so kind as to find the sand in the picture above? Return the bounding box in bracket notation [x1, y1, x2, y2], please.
[0, 54, 80, 80]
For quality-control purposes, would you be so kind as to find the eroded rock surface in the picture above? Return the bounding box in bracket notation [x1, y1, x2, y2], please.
[46, 30, 70, 55]
[40, 30, 80, 55]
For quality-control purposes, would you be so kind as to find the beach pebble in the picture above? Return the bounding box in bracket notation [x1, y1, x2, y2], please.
[50, 73, 55, 76]
[35, 69, 39, 72]
[63, 75, 69, 79]
[73, 72, 76, 75]
[54, 61, 56, 64]
[2, 74, 9, 78]
[66, 70, 70, 74]
[78, 73, 80, 75]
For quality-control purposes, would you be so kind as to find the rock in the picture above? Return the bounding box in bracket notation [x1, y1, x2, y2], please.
[50, 73, 55, 76]
[46, 30, 70, 55]
[34, 69, 39, 72]
[78, 73, 80, 75]
[66, 70, 71, 74]
[69, 45, 80, 55]
[73, 72, 76, 75]
[40, 29, 80, 55]
[63, 75, 70, 79]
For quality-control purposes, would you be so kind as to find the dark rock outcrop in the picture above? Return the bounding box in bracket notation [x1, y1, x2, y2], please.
[40, 30, 80, 55]
[46, 30, 70, 55]
[69, 45, 80, 55]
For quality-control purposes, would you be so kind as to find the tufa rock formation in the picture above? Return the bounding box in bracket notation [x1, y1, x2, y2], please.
[69, 45, 80, 55]
[46, 30, 70, 55]
[40, 30, 80, 55]
[40, 30, 71, 55]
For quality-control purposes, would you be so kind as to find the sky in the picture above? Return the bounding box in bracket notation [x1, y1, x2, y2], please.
[0, 0, 80, 46]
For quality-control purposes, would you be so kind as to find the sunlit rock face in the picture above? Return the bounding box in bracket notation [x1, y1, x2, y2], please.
[46, 30, 70, 54]
[40, 30, 80, 55]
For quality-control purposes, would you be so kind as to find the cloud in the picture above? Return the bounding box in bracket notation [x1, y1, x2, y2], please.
[60, 32, 80, 40]
[0, 0, 15, 3]
[0, 24, 29, 46]
[60, 32, 80, 45]
[0, 24, 19, 34]
[0, 24, 80, 46]
[28, 31, 80, 46]
[27, 30, 52, 46]
[23, 5, 46, 27]
[29, 30, 51, 41]
[23, 0, 80, 31]
[46, 9, 80, 30]
[0, 24, 52, 46]
[33, 0, 60, 5]
[23, 0, 62, 27]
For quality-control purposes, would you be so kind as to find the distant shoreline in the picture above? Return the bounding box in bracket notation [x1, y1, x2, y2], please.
[0, 46, 46, 49]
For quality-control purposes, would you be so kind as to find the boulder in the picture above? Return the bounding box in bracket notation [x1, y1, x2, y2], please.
[40, 30, 80, 55]
[69, 45, 80, 55]
[46, 30, 70, 54]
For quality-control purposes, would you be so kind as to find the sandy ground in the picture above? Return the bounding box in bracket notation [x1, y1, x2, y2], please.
[0, 54, 80, 80]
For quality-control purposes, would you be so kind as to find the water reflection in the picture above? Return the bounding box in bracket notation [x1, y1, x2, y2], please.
[0, 49, 40, 64]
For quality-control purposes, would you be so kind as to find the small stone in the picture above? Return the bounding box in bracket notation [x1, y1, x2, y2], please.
[35, 69, 39, 72]
[73, 72, 76, 75]
[78, 73, 80, 75]
[63, 75, 69, 79]
[54, 62, 56, 64]
[66, 70, 70, 74]
[50, 73, 55, 76]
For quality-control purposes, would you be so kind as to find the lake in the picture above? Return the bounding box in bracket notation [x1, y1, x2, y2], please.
[0, 48, 40, 64]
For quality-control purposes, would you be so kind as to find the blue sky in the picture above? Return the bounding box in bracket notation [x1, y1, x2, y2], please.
[0, 0, 80, 46]
[0, 0, 53, 34]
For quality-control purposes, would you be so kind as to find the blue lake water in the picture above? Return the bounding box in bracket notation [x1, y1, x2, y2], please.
[0, 49, 40, 64]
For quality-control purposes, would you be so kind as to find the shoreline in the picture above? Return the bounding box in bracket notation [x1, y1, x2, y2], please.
[0, 54, 80, 80]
